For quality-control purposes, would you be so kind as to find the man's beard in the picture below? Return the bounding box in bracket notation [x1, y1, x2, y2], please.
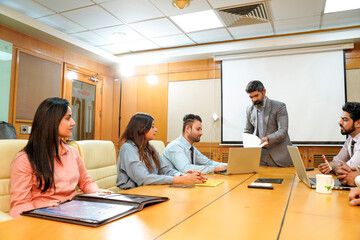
[188, 133, 201, 143]
[253, 100, 264, 110]
[340, 124, 356, 135]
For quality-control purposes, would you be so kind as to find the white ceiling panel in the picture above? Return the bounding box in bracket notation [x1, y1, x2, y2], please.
[101, 0, 164, 24]
[151, 0, 211, 16]
[274, 16, 321, 35]
[99, 43, 130, 54]
[93, 25, 144, 43]
[322, 9, 360, 29]
[71, 31, 111, 45]
[207, 0, 259, 9]
[37, 14, 86, 33]
[1, 0, 359, 65]
[270, 0, 325, 21]
[151, 34, 194, 48]
[0, 0, 54, 18]
[229, 22, 274, 39]
[122, 39, 160, 52]
[34, 0, 93, 13]
[188, 28, 233, 43]
[61, 5, 122, 30]
[130, 18, 182, 38]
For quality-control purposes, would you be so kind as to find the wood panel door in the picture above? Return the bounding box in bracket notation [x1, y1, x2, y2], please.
[64, 64, 102, 140]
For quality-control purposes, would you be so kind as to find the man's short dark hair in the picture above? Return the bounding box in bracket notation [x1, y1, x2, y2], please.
[182, 114, 202, 133]
[245, 80, 265, 93]
[342, 102, 360, 122]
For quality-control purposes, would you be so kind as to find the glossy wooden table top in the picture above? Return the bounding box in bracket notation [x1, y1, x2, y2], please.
[1, 167, 359, 240]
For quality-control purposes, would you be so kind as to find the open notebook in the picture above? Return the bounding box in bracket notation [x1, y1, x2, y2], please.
[21, 193, 169, 227]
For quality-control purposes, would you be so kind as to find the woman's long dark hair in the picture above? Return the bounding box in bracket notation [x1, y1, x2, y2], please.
[121, 113, 160, 171]
[24, 97, 70, 192]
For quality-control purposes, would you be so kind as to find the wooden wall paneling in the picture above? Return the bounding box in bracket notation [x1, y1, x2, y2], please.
[345, 43, 360, 59]
[136, 63, 168, 75]
[346, 58, 360, 69]
[119, 76, 138, 142]
[0, 26, 63, 62]
[101, 75, 114, 140]
[8, 46, 18, 124]
[112, 77, 121, 145]
[168, 59, 209, 72]
[137, 74, 168, 143]
[168, 70, 210, 82]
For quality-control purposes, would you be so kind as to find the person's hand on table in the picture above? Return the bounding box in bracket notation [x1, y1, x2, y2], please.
[349, 188, 360, 206]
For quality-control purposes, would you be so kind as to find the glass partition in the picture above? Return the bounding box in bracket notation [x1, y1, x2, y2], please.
[0, 39, 13, 121]
[71, 80, 96, 140]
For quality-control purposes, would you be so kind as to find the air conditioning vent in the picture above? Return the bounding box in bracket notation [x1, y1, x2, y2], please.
[216, 2, 270, 28]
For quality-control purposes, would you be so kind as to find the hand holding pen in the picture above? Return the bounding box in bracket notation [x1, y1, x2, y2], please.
[322, 155, 332, 171]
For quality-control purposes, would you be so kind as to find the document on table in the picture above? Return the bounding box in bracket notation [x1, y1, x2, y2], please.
[195, 180, 224, 187]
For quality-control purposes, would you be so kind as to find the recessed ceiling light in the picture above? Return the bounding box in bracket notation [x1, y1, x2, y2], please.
[324, 0, 360, 13]
[171, 10, 224, 33]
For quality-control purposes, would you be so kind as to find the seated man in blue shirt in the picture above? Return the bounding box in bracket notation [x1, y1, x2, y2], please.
[163, 114, 227, 174]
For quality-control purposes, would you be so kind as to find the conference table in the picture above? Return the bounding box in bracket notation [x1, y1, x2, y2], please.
[1, 167, 359, 240]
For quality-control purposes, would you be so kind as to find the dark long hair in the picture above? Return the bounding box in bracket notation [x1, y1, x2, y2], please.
[24, 97, 70, 192]
[121, 113, 160, 171]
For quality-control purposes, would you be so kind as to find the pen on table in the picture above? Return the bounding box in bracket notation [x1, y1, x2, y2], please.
[322, 154, 332, 171]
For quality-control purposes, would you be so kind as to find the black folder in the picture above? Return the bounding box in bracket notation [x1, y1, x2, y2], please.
[21, 193, 169, 227]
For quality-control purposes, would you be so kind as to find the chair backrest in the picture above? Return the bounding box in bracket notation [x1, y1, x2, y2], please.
[0, 139, 28, 217]
[69, 140, 119, 192]
[149, 140, 166, 156]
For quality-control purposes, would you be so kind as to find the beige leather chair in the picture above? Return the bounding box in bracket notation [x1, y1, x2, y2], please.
[0, 139, 28, 222]
[149, 140, 166, 156]
[69, 140, 119, 192]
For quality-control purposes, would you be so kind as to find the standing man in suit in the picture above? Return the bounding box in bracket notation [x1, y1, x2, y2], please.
[244, 80, 292, 167]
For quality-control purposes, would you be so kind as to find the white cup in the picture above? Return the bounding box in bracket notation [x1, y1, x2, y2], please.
[316, 174, 334, 194]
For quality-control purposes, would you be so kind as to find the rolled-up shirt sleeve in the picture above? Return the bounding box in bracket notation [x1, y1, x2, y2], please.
[166, 145, 222, 174]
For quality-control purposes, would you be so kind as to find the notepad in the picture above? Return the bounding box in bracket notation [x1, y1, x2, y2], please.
[195, 180, 224, 187]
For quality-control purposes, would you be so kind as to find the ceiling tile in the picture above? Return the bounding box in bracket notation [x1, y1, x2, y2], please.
[229, 22, 274, 39]
[34, 0, 93, 13]
[37, 14, 87, 33]
[151, 34, 195, 48]
[207, 0, 259, 9]
[151, 0, 211, 16]
[274, 16, 321, 35]
[188, 28, 233, 43]
[93, 25, 144, 43]
[122, 39, 160, 52]
[98, 43, 130, 54]
[61, 5, 122, 29]
[322, 9, 360, 29]
[270, 0, 325, 21]
[71, 31, 111, 45]
[130, 18, 182, 38]
[0, 0, 54, 18]
[101, 0, 164, 23]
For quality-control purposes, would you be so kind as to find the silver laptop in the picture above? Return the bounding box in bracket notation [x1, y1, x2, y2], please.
[218, 148, 261, 175]
[287, 146, 351, 190]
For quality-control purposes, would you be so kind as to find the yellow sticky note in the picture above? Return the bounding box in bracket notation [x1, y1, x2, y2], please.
[195, 180, 224, 187]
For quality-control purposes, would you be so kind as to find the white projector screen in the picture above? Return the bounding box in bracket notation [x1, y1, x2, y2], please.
[222, 50, 346, 144]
